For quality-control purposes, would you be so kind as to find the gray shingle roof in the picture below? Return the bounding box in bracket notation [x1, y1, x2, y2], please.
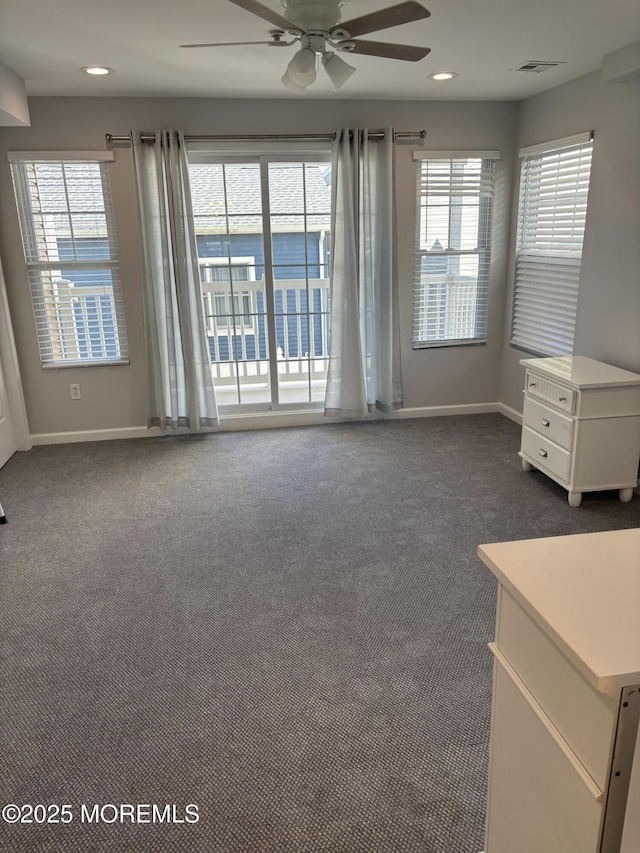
[19, 161, 333, 241]
[189, 163, 332, 233]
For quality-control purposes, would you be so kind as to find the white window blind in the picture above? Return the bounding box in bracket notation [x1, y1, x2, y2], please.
[511, 132, 594, 356]
[412, 154, 497, 348]
[9, 155, 129, 367]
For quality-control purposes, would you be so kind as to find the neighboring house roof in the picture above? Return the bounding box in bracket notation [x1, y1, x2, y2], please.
[25, 161, 332, 243]
[190, 163, 332, 234]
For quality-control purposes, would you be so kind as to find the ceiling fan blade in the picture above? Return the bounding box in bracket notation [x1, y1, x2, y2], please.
[180, 40, 276, 48]
[348, 40, 431, 61]
[339, 2, 430, 38]
[227, 0, 292, 30]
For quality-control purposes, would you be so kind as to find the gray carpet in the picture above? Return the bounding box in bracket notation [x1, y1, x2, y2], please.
[0, 414, 638, 852]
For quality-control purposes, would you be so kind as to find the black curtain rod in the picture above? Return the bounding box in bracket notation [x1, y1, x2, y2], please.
[105, 130, 426, 145]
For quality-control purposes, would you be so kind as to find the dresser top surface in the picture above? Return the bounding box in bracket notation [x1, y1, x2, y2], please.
[478, 529, 640, 696]
[520, 356, 640, 389]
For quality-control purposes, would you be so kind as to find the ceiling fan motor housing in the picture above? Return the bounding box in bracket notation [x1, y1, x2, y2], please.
[282, 0, 344, 32]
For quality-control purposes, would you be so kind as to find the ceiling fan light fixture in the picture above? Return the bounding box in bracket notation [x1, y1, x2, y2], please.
[286, 47, 317, 86]
[281, 68, 308, 94]
[322, 51, 356, 90]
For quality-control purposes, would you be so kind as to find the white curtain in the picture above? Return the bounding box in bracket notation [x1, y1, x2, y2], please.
[325, 128, 403, 418]
[133, 130, 218, 431]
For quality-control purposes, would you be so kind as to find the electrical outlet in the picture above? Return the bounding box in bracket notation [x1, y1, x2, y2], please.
[70, 384, 81, 400]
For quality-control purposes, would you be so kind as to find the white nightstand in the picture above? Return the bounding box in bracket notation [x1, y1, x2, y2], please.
[519, 356, 640, 506]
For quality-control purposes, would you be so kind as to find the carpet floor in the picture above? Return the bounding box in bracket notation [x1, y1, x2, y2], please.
[0, 414, 638, 852]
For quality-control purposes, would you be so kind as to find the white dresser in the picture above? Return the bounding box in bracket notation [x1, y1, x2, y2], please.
[478, 530, 640, 853]
[519, 356, 640, 506]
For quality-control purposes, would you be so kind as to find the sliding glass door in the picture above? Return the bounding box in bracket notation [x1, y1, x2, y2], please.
[188, 153, 332, 410]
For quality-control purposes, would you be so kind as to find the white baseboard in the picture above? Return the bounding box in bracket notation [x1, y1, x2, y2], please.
[30, 426, 163, 445]
[388, 402, 502, 419]
[496, 402, 523, 424]
[29, 403, 515, 446]
[29, 413, 337, 444]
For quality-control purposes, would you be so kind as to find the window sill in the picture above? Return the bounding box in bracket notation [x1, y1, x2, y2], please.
[42, 358, 130, 369]
[413, 339, 487, 350]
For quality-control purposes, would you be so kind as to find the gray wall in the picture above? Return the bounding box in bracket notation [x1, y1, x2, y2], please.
[0, 96, 516, 436]
[500, 71, 640, 414]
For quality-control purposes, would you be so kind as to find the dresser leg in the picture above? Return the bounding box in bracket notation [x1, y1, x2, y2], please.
[619, 487, 634, 502]
[568, 491, 582, 507]
[522, 458, 534, 472]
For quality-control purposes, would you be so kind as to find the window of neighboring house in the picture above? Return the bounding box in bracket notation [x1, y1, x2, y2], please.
[188, 152, 332, 409]
[9, 153, 128, 367]
[412, 152, 499, 348]
[511, 132, 594, 356]
[199, 257, 255, 329]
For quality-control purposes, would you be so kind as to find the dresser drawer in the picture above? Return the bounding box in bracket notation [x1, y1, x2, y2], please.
[523, 396, 574, 451]
[486, 652, 604, 853]
[525, 371, 575, 414]
[496, 588, 617, 791]
[521, 425, 572, 482]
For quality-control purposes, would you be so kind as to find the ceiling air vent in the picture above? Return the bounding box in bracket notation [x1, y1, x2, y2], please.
[512, 60, 567, 73]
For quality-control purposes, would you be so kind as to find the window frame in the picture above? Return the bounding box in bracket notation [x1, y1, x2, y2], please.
[412, 150, 499, 349]
[510, 132, 594, 357]
[8, 151, 129, 368]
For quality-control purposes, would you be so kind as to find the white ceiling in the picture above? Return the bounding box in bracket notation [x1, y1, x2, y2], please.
[1, 0, 639, 101]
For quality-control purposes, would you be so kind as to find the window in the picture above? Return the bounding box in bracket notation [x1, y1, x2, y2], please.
[413, 152, 498, 347]
[9, 153, 128, 367]
[199, 257, 255, 328]
[188, 152, 332, 409]
[511, 132, 594, 356]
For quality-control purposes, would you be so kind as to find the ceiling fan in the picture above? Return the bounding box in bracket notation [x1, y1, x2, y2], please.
[180, 0, 431, 93]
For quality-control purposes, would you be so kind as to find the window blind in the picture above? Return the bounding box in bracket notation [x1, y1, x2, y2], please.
[511, 133, 594, 356]
[412, 154, 497, 348]
[9, 157, 128, 367]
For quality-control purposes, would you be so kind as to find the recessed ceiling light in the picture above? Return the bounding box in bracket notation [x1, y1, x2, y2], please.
[429, 71, 458, 81]
[81, 66, 114, 76]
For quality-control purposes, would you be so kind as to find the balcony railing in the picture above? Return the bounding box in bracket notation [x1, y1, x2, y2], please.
[201, 277, 331, 384]
[38, 278, 124, 364]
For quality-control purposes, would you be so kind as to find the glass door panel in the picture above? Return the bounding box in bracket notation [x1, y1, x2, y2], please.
[200, 261, 271, 408]
[269, 162, 331, 404]
[190, 155, 331, 410]
[192, 160, 271, 408]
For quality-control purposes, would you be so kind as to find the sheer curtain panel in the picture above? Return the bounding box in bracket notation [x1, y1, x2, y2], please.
[325, 128, 403, 418]
[133, 130, 218, 430]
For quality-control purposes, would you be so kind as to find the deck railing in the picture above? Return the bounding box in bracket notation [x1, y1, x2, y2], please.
[41, 278, 122, 362]
[201, 277, 331, 386]
[44, 275, 329, 380]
